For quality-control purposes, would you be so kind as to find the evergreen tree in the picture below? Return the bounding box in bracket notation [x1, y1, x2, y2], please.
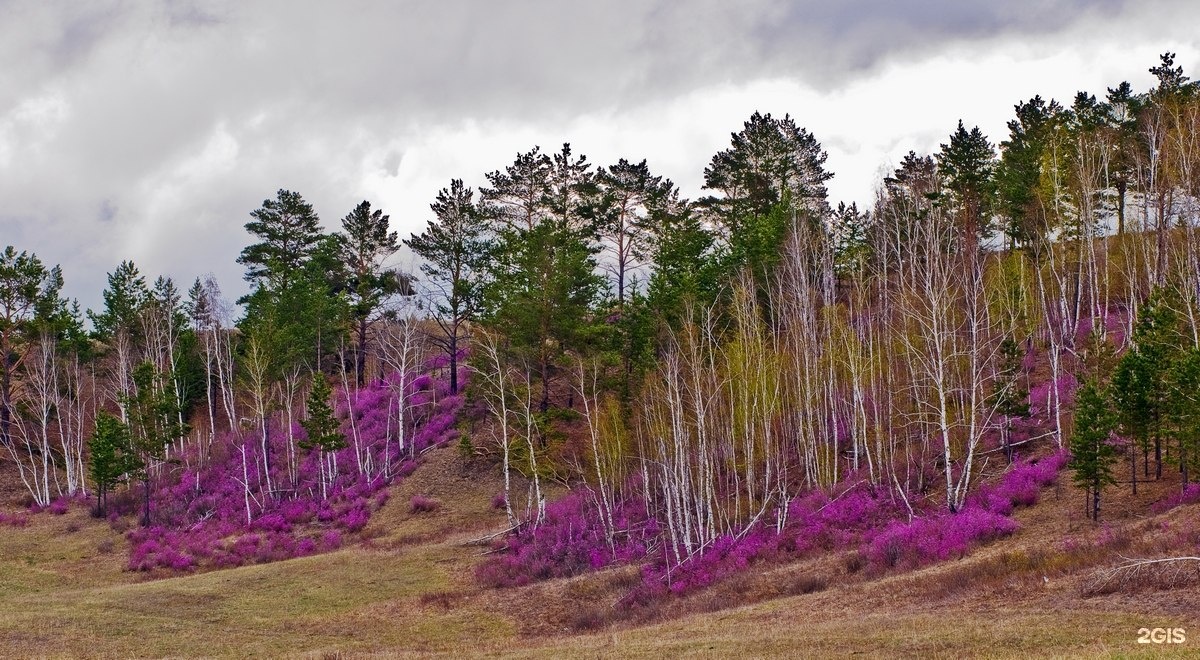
[238, 190, 347, 377]
[594, 158, 674, 306]
[480, 145, 606, 413]
[405, 179, 488, 394]
[644, 192, 718, 324]
[937, 120, 997, 256]
[89, 412, 131, 517]
[874, 152, 941, 262]
[1103, 82, 1141, 235]
[1168, 348, 1200, 486]
[991, 337, 1031, 463]
[89, 260, 149, 342]
[995, 96, 1062, 247]
[124, 361, 189, 526]
[702, 111, 833, 228]
[1069, 379, 1118, 521]
[830, 201, 871, 279]
[237, 189, 325, 292]
[336, 200, 404, 386]
[1111, 290, 1184, 489]
[299, 374, 344, 453]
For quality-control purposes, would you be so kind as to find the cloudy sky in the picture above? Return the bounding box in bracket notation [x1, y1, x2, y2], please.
[2, 0, 1199, 312]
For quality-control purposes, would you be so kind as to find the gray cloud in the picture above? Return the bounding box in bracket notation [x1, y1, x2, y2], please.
[0, 0, 1190, 313]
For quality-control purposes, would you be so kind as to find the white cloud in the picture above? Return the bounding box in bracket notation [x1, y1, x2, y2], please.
[0, 0, 1196, 313]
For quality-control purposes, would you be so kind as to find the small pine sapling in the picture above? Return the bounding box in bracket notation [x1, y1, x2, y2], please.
[1069, 378, 1118, 521]
[88, 412, 131, 517]
[299, 374, 346, 499]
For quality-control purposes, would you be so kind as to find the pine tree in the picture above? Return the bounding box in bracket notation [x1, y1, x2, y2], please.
[1069, 379, 1118, 521]
[299, 375, 344, 453]
[89, 412, 131, 517]
[702, 111, 833, 228]
[1168, 348, 1200, 487]
[406, 179, 488, 395]
[644, 191, 718, 324]
[1101, 81, 1143, 235]
[237, 189, 325, 292]
[995, 96, 1062, 247]
[1111, 289, 1185, 490]
[594, 158, 674, 306]
[937, 120, 997, 256]
[337, 200, 404, 386]
[298, 374, 344, 499]
[124, 361, 189, 526]
[480, 145, 606, 413]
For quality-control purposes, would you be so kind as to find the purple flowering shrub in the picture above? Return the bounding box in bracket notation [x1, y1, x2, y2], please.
[476, 491, 655, 588]
[1151, 483, 1200, 514]
[0, 511, 29, 527]
[125, 359, 468, 573]
[483, 450, 1069, 599]
[863, 450, 1067, 571]
[409, 494, 440, 513]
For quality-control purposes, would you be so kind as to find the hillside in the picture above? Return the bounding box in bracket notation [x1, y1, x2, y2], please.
[0, 441, 1195, 658]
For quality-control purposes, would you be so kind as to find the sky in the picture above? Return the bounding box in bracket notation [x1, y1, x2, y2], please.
[2, 0, 1199, 313]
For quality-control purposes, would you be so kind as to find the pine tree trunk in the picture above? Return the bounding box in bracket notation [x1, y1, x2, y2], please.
[1131, 447, 1138, 495]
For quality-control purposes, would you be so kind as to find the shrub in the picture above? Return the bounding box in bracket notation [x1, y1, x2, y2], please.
[864, 508, 1019, 570]
[476, 493, 653, 588]
[1151, 483, 1200, 514]
[409, 495, 440, 513]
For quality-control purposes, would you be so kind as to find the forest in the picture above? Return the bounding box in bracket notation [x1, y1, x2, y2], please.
[2, 51, 1200, 634]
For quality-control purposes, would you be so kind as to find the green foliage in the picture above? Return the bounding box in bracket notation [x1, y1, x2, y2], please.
[1168, 348, 1200, 484]
[995, 96, 1062, 246]
[239, 234, 349, 377]
[830, 201, 871, 278]
[237, 189, 325, 291]
[1068, 379, 1118, 521]
[88, 260, 148, 342]
[991, 337, 1030, 419]
[594, 158, 676, 304]
[1111, 289, 1187, 484]
[937, 120, 997, 247]
[479, 145, 608, 411]
[702, 111, 832, 226]
[337, 200, 405, 385]
[299, 375, 345, 453]
[89, 412, 132, 516]
[124, 361, 190, 526]
[406, 179, 489, 394]
[482, 220, 606, 396]
[644, 195, 719, 324]
[125, 362, 188, 473]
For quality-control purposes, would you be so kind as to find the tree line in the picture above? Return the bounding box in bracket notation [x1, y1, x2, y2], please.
[1, 53, 1197, 548]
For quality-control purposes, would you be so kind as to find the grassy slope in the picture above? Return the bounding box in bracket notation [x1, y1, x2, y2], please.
[0, 447, 1196, 658]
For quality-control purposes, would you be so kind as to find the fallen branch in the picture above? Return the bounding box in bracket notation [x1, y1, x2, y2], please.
[1089, 554, 1200, 593]
[461, 523, 522, 547]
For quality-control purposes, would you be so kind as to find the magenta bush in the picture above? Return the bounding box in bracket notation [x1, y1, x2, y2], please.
[480, 450, 1069, 599]
[409, 494, 439, 513]
[476, 492, 654, 588]
[121, 356, 468, 573]
[1152, 483, 1200, 514]
[865, 508, 1018, 569]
